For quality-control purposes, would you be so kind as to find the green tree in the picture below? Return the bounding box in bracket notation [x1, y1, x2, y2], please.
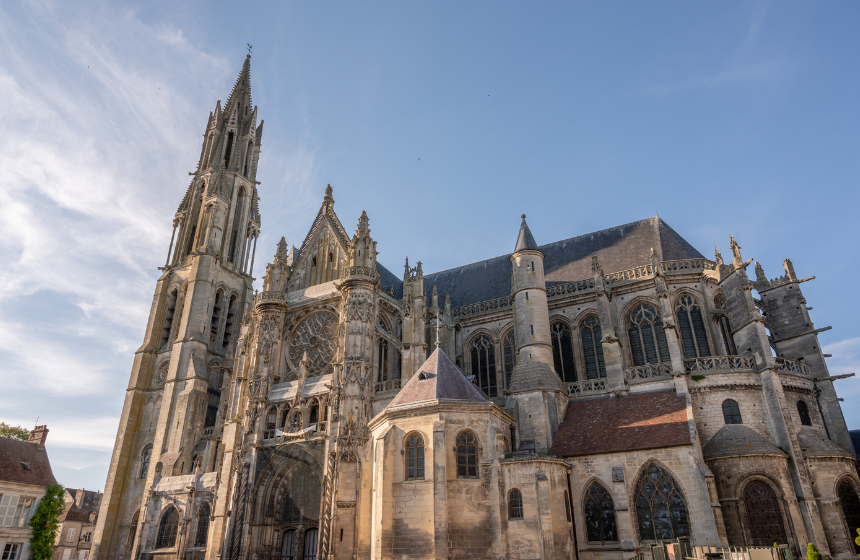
[29, 484, 65, 560]
[806, 543, 822, 560]
[0, 422, 30, 441]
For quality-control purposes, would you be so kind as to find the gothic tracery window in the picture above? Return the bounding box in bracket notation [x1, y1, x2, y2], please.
[584, 482, 618, 543]
[289, 311, 338, 374]
[155, 507, 179, 549]
[281, 529, 296, 560]
[716, 315, 737, 355]
[628, 304, 670, 366]
[126, 510, 140, 550]
[550, 321, 577, 383]
[222, 295, 237, 349]
[838, 480, 860, 553]
[139, 445, 152, 480]
[303, 528, 318, 560]
[722, 399, 743, 424]
[744, 481, 786, 546]
[405, 432, 425, 480]
[470, 335, 497, 397]
[580, 316, 607, 379]
[676, 295, 711, 359]
[456, 431, 478, 479]
[503, 330, 516, 390]
[161, 290, 178, 347]
[209, 290, 223, 343]
[634, 464, 690, 542]
[194, 503, 210, 547]
[509, 489, 523, 519]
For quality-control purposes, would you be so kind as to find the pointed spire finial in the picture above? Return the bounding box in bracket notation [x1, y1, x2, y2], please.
[514, 214, 539, 252]
[714, 245, 724, 266]
[323, 184, 334, 210]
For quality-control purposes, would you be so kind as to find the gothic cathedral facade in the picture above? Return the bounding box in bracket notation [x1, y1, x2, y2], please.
[92, 56, 860, 560]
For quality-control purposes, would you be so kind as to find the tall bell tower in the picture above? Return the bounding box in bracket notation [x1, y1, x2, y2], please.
[93, 55, 263, 560]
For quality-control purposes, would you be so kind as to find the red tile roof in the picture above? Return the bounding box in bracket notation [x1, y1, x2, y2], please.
[385, 349, 489, 410]
[0, 437, 57, 487]
[549, 390, 690, 457]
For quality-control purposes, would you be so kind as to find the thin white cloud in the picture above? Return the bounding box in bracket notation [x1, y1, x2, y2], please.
[822, 336, 860, 429]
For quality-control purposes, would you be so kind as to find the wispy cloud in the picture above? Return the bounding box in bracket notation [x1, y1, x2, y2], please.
[822, 336, 860, 429]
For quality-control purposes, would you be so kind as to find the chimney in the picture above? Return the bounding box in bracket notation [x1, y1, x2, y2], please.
[76, 489, 85, 508]
[29, 425, 48, 448]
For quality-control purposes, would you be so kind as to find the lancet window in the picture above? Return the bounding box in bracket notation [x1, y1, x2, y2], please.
[222, 295, 237, 349]
[126, 510, 140, 550]
[509, 489, 523, 519]
[550, 321, 577, 383]
[223, 131, 234, 167]
[194, 503, 210, 547]
[628, 304, 670, 366]
[155, 507, 179, 549]
[405, 432, 425, 481]
[228, 189, 245, 264]
[303, 528, 318, 560]
[716, 315, 737, 355]
[470, 335, 497, 397]
[838, 481, 860, 553]
[139, 445, 152, 480]
[797, 400, 812, 426]
[377, 338, 389, 382]
[161, 289, 178, 347]
[580, 316, 607, 379]
[676, 295, 711, 359]
[584, 481, 618, 543]
[209, 290, 223, 344]
[633, 464, 690, 542]
[456, 431, 478, 479]
[502, 330, 516, 390]
[722, 399, 742, 424]
[281, 530, 296, 560]
[243, 141, 253, 176]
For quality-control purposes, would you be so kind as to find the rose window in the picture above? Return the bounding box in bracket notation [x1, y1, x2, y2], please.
[289, 311, 338, 374]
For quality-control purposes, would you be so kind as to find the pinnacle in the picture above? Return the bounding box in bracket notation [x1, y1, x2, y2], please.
[514, 214, 539, 253]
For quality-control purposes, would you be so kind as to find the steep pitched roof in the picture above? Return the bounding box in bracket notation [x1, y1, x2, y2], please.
[797, 427, 855, 458]
[385, 349, 489, 411]
[849, 429, 860, 458]
[549, 390, 690, 457]
[423, 216, 704, 308]
[702, 425, 786, 459]
[514, 215, 539, 253]
[0, 437, 57, 487]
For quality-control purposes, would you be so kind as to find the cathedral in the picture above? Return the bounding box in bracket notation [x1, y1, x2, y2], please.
[91, 56, 860, 560]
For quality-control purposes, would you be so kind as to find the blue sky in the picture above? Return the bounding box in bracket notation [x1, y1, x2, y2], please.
[0, 0, 858, 491]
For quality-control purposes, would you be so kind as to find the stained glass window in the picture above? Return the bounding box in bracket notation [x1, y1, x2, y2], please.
[676, 295, 711, 359]
[584, 482, 617, 543]
[405, 433, 425, 480]
[628, 305, 670, 366]
[580, 316, 607, 379]
[509, 489, 523, 519]
[550, 321, 577, 383]
[289, 311, 338, 374]
[194, 503, 210, 547]
[456, 431, 478, 478]
[838, 481, 860, 553]
[797, 400, 812, 426]
[470, 336, 497, 397]
[722, 400, 743, 424]
[155, 507, 179, 549]
[716, 315, 737, 355]
[634, 464, 690, 542]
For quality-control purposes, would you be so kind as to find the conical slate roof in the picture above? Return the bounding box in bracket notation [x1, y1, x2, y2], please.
[797, 426, 855, 458]
[385, 349, 489, 411]
[514, 214, 539, 253]
[507, 360, 567, 393]
[702, 425, 786, 459]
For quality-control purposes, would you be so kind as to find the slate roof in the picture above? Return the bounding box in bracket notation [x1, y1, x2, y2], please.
[422, 216, 704, 308]
[507, 361, 566, 394]
[702, 425, 786, 459]
[0, 437, 57, 487]
[385, 348, 489, 411]
[59, 489, 102, 522]
[549, 390, 690, 457]
[377, 262, 402, 298]
[514, 215, 540, 253]
[796, 426, 855, 458]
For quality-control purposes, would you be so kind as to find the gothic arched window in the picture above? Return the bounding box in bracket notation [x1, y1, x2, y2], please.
[714, 293, 726, 310]
[580, 316, 607, 379]
[223, 131, 234, 167]
[456, 431, 478, 479]
[243, 141, 253, 176]
[716, 315, 737, 355]
[744, 481, 787, 546]
[209, 290, 223, 344]
[509, 489, 523, 519]
[222, 295, 237, 349]
[228, 189, 245, 264]
[584, 482, 618, 543]
[194, 503, 210, 547]
[303, 528, 318, 560]
[139, 445, 152, 480]
[634, 464, 690, 542]
[405, 433, 425, 480]
[797, 400, 812, 426]
[281, 530, 296, 560]
[676, 295, 711, 359]
[309, 401, 319, 425]
[470, 335, 497, 397]
[265, 407, 277, 439]
[628, 304, 670, 366]
[503, 330, 516, 390]
[838, 480, 860, 553]
[290, 311, 339, 375]
[126, 510, 140, 550]
[722, 399, 742, 424]
[377, 338, 389, 382]
[155, 507, 179, 549]
[550, 321, 577, 383]
[161, 289, 178, 347]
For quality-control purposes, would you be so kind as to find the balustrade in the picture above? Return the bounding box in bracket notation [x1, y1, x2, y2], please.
[341, 266, 380, 282]
[255, 291, 289, 305]
[624, 362, 673, 383]
[567, 378, 607, 396]
[661, 258, 717, 274]
[774, 357, 811, 377]
[451, 296, 513, 318]
[374, 378, 402, 395]
[605, 264, 654, 284]
[683, 355, 756, 374]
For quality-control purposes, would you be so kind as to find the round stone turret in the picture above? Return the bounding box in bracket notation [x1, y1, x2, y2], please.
[510, 215, 554, 369]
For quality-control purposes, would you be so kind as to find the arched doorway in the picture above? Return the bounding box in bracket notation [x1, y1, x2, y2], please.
[838, 480, 860, 553]
[744, 481, 787, 546]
